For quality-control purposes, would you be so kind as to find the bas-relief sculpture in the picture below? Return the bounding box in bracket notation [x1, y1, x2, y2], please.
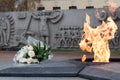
[54, 25, 82, 49]
[32, 10, 63, 44]
[0, 14, 15, 47]
[0, 9, 120, 50]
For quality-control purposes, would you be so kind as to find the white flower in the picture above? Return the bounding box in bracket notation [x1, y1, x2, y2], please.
[13, 41, 52, 64]
[22, 46, 29, 50]
[15, 55, 21, 61]
[26, 58, 34, 64]
[33, 59, 39, 63]
[19, 58, 27, 63]
[20, 48, 28, 54]
[48, 54, 53, 60]
[28, 45, 33, 51]
[18, 51, 25, 58]
[28, 51, 35, 58]
[40, 42, 44, 47]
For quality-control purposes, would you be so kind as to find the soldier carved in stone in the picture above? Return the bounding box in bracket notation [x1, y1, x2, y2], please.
[32, 11, 49, 44]
[0, 19, 8, 46]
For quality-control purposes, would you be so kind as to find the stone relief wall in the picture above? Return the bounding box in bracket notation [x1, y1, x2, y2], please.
[0, 14, 15, 47]
[0, 8, 120, 50]
[54, 25, 82, 49]
[96, 8, 120, 50]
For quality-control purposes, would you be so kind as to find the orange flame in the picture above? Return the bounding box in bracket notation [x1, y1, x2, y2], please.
[79, 14, 117, 62]
[81, 54, 86, 62]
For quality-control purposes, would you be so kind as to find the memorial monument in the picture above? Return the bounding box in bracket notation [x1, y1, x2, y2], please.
[0, 0, 120, 80]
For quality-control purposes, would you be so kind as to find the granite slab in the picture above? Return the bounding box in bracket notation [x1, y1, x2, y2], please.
[0, 59, 119, 80]
[0, 59, 86, 77]
[79, 63, 120, 80]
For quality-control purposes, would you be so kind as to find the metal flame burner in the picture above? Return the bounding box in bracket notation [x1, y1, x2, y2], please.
[75, 58, 120, 62]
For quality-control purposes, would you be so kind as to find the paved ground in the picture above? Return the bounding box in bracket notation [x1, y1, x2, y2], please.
[0, 51, 89, 80]
[0, 51, 119, 80]
[0, 77, 88, 80]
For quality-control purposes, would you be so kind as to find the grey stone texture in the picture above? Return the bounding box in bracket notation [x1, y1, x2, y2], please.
[0, 60, 88, 80]
[79, 63, 120, 80]
[0, 77, 87, 80]
[0, 60, 86, 77]
[0, 59, 120, 80]
[0, 8, 120, 50]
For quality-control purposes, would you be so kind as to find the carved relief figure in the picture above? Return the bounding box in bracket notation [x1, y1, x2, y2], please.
[39, 13, 49, 36]
[55, 26, 82, 49]
[32, 11, 50, 44]
[0, 18, 9, 46]
[32, 10, 63, 44]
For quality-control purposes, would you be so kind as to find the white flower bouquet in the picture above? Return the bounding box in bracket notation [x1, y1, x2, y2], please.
[13, 37, 53, 64]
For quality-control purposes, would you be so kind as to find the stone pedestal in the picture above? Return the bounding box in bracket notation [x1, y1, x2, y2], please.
[0, 59, 120, 80]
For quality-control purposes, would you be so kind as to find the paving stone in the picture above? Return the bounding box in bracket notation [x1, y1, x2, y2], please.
[79, 63, 120, 80]
[0, 59, 119, 80]
[0, 77, 88, 80]
[0, 60, 86, 77]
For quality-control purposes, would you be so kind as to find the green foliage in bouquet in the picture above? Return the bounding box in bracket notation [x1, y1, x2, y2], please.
[13, 41, 52, 64]
[32, 42, 51, 61]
